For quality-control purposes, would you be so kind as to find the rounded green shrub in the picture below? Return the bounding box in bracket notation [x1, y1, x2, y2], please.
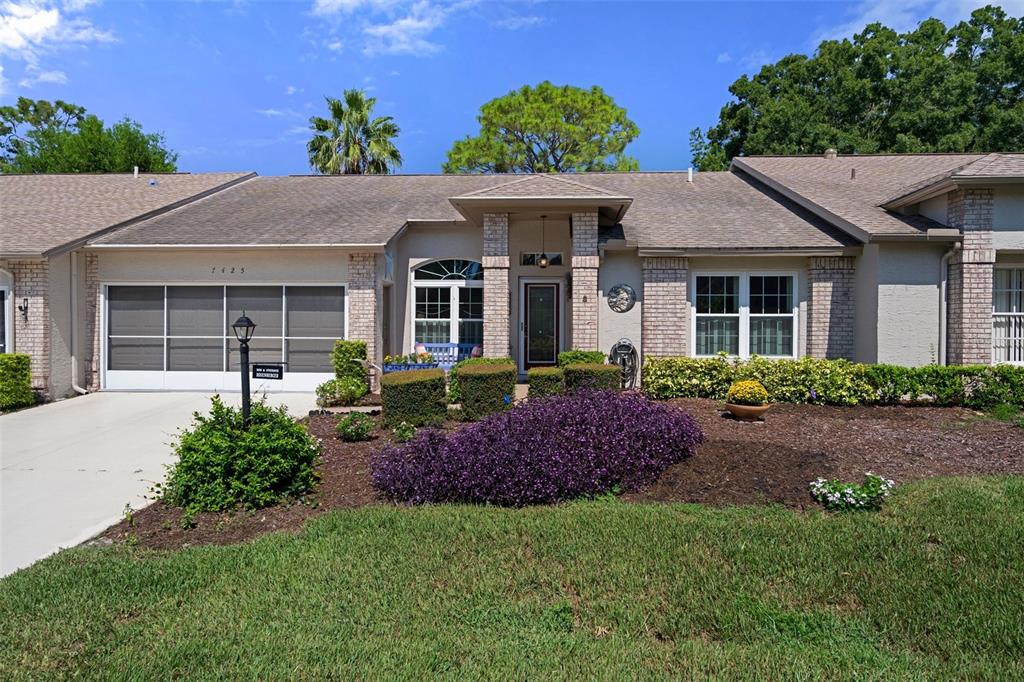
[316, 376, 368, 407]
[0, 353, 35, 411]
[528, 366, 565, 399]
[557, 349, 606, 366]
[336, 412, 376, 442]
[381, 368, 447, 427]
[458, 362, 516, 420]
[564, 363, 620, 392]
[448, 357, 515, 404]
[161, 396, 320, 513]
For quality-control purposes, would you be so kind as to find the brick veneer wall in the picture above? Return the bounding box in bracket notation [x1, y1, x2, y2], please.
[570, 212, 600, 351]
[807, 256, 855, 359]
[5, 259, 51, 394]
[641, 257, 688, 357]
[85, 252, 101, 391]
[348, 252, 380, 389]
[946, 188, 994, 365]
[482, 213, 511, 358]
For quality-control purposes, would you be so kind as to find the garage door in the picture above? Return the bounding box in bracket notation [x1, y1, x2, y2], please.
[104, 284, 345, 391]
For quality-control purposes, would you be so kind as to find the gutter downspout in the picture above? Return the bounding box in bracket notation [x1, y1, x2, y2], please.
[70, 252, 89, 395]
[939, 244, 960, 366]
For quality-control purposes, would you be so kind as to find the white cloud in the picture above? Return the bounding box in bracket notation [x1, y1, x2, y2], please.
[312, 0, 397, 15]
[285, 84, 302, 95]
[387, 69, 399, 76]
[62, 0, 97, 11]
[310, 0, 473, 57]
[716, 51, 731, 64]
[256, 107, 305, 119]
[362, 0, 452, 56]
[0, 64, 6, 95]
[815, 0, 1024, 44]
[494, 14, 542, 30]
[0, 0, 114, 64]
[17, 63, 65, 86]
[256, 108, 285, 117]
[326, 38, 343, 51]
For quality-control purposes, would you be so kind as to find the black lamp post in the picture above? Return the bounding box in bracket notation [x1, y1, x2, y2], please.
[232, 313, 256, 426]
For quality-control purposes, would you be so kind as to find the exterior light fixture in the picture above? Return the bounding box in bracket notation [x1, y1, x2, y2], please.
[17, 297, 29, 320]
[538, 215, 549, 269]
[232, 312, 256, 425]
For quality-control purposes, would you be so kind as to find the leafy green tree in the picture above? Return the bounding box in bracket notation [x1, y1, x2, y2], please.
[1, 97, 177, 173]
[307, 89, 402, 175]
[443, 81, 640, 173]
[690, 5, 1024, 170]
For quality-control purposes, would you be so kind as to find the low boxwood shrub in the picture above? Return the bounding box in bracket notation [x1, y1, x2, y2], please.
[447, 357, 514, 404]
[159, 396, 320, 513]
[336, 412, 375, 442]
[331, 340, 368, 388]
[315, 376, 367, 407]
[726, 380, 769, 406]
[372, 391, 704, 506]
[564, 363, 620, 392]
[458, 362, 516, 421]
[381, 368, 447, 427]
[392, 421, 417, 442]
[809, 473, 895, 511]
[0, 353, 35, 411]
[558, 349, 606, 366]
[528, 366, 564, 399]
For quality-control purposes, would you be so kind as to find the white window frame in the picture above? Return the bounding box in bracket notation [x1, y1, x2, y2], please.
[0, 284, 11, 354]
[690, 271, 799, 360]
[993, 265, 1024, 365]
[409, 259, 483, 351]
[102, 282, 347, 391]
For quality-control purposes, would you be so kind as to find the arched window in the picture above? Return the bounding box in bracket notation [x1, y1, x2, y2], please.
[412, 259, 483, 347]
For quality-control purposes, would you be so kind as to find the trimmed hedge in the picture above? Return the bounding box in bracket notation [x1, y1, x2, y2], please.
[564, 363, 621, 392]
[381, 368, 447, 427]
[458, 362, 516, 421]
[448, 357, 514, 404]
[642, 355, 1024, 408]
[331, 340, 368, 385]
[0, 353, 34, 411]
[527, 366, 565, 399]
[558, 349, 606, 366]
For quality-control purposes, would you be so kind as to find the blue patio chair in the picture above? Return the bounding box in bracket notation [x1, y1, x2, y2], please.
[421, 343, 478, 371]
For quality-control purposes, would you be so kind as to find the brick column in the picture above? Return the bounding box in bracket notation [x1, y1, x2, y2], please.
[8, 260, 51, 395]
[348, 252, 380, 389]
[641, 257, 688, 357]
[482, 213, 511, 358]
[807, 256, 855, 359]
[571, 212, 600, 351]
[85, 252, 101, 391]
[946, 188, 994, 365]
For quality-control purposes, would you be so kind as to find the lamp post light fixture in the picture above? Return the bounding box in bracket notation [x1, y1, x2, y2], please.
[232, 313, 256, 426]
[537, 215, 549, 269]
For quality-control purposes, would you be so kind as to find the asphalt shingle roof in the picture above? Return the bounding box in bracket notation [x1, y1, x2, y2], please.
[95, 171, 854, 251]
[0, 172, 252, 256]
[454, 174, 625, 198]
[733, 154, 988, 236]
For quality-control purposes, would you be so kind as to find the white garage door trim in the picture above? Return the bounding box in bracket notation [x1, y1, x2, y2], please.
[101, 282, 347, 392]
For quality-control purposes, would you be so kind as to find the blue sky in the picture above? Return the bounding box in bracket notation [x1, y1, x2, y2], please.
[1, 0, 1020, 175]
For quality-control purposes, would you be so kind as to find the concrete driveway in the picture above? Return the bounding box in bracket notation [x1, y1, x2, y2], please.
[0, 391, 316, 577]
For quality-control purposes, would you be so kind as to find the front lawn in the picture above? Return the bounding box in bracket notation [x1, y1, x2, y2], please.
[3, 476, 1023, 679]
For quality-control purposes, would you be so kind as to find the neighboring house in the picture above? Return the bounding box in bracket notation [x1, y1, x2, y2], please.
[1, 152, 1021, 397]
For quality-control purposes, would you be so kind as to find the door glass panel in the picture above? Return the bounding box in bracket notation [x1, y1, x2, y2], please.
[168, 338, 223, 371]
[227, 286, 282, 337]
[108, 286, 163, 336]
[108, 337, 163, 370]
[286, 286, 344, 338]
[527, 285, 557, 364]
[168, 286, 222, 336]
[228, 338, 282, 370]
[286, 339, 335, 373]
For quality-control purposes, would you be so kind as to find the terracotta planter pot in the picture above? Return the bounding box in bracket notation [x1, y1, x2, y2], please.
[725, 403, 771, 421]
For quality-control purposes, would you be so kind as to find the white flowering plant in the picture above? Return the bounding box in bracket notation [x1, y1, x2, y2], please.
[809, 473, 895, 511]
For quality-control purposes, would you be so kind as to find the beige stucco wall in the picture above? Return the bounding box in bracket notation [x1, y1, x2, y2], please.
[96, 248, 350, 284]
[854, 244, 880, 363]
[875, 243, 945, 366]
[598, 250, 643, 357]
[993, 185, 1024, 251]
[687, 256, 810, 357]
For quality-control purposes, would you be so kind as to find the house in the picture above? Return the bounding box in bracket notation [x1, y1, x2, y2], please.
[1, 151, 1022, 397]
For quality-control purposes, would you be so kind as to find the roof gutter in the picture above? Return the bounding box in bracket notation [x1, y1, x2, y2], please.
[85, 242, 387, 251]
[730, 159, 872, 243]
[636, 246, 859, 257]
[43, 172, 258, 257]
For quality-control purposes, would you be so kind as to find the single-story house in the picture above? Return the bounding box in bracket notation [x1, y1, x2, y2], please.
[1, 151, 1022, 397]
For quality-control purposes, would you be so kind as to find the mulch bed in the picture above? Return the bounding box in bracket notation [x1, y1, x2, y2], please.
[96, 400, 1024, 551]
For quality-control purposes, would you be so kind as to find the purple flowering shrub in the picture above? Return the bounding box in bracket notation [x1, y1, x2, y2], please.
[372, 390, 704, 506]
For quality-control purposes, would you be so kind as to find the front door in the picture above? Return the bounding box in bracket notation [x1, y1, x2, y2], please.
[523, 283, 559, 368]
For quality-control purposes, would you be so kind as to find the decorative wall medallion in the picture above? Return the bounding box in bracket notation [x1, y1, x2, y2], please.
[607, 284, 636, 313]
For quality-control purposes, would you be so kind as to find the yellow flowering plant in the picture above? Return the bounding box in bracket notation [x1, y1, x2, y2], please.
[726, 379, 770, 406]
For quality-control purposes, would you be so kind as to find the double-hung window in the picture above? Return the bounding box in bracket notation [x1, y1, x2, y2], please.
[693, 273, 798, 359]
[412, 259, 484, 348]
[993, 267, 1024, 364]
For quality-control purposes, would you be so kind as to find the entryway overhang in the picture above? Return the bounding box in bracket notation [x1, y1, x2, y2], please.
[448, 174, 632, 224]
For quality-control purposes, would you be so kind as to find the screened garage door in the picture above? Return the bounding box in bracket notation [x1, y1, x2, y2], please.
[104, 284, 345, 391]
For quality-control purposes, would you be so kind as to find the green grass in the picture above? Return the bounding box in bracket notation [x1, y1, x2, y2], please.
[3, 477, 1024, 680]
[986, 403, 1024, 428]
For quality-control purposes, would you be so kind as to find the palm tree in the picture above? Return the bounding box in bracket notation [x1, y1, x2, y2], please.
[307, 90, 402, 175]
